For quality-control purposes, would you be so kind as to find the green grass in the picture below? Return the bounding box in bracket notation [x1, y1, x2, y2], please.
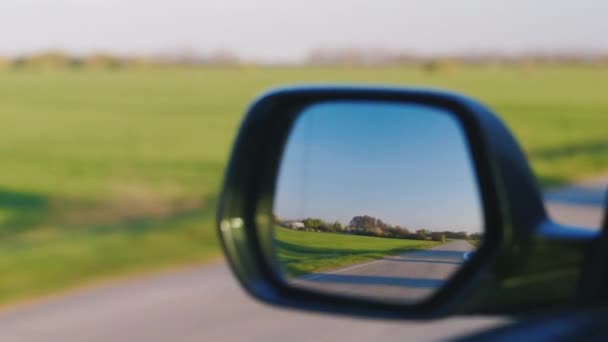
[275, 227, 441, 277]
[0, 65, 607, 304]
[0, 206, 219, 304]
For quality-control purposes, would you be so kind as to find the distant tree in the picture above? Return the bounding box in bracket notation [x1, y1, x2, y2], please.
[370, 227, 383, 236]
[392, 226, 411, 239]
[415, 229, 428, 240]
[441, 231, 469, 240]
[331, 221, 344, 233]
[85, 53, 123, 69]
[21, 51, 71, 69]
[318, 221, 332, 232]
[430, 232, 447, 242]
[454, 231, 469, 240]
[303, 218, 324, 230]
[423, 58, 461, 73]
[349, 215, 387, 231]
[67, 57, 84, 69]
[11, 56, 26, 69]
[0, 57, 9, 70]
[349, 215, 373, 230]
[203, 50, 241, 66]
[469, 232, 483, 241]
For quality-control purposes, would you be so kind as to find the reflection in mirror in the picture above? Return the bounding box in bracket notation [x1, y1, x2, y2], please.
[272, 101, 484, 304]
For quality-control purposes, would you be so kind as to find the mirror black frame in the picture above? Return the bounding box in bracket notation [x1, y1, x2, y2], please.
[217, 86, 598, 319]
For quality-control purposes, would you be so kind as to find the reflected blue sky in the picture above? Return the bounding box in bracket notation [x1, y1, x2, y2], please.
[274, 101, 483, 233]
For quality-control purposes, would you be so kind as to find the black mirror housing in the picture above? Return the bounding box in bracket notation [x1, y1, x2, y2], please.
[217, 86, 597, 319]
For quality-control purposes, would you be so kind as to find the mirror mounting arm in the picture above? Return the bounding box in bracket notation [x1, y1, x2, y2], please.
[576, 187, 608, 304]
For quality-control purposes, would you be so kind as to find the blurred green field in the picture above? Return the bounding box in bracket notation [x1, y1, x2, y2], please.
[275, 227, 439, 277]
[0, 65, 607, 305]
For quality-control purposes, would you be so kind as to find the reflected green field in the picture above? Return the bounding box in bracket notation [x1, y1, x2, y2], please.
[275, 227, 440, 277]
[0, 65, 607, 304]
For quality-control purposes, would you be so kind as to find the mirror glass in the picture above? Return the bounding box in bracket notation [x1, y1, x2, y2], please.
[272, 100, 484, 304]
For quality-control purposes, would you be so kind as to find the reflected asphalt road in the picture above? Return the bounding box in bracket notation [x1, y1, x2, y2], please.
[0, 179, 604, 342]
[295, 240, 474, 302]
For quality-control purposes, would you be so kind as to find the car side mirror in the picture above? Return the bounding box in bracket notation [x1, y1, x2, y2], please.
[217, 86, 598, 319]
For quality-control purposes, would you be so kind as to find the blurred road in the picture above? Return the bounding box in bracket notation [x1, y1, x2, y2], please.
[0, 179, 604, 342]
[544, 175, 607, 228]
[296, 240, 474, 302]
[0, 262, 505, 342]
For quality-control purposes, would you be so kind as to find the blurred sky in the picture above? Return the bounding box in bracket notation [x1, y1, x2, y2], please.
[274, 102, 483, 232]
[1, 0, 607, 62]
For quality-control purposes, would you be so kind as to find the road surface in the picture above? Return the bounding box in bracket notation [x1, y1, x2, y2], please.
[544, 175, 606, 228]
[0, 262, 505, 342]
[0, 179, 603, 342]
[295, 240, 474, 303]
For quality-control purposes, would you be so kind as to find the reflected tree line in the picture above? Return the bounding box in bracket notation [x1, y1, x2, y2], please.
[275, 214, 482, 242]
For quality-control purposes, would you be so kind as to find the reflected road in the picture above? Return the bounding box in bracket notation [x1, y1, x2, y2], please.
[294, 240, 474, 302]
